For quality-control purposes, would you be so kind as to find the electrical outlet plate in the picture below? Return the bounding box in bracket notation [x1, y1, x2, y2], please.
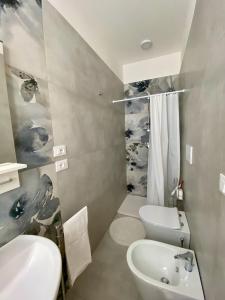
[55, 159, 68, 172]
[53, 145, 67, 157]
[219, 173, 225, 195]
[186, 144, 193, 165]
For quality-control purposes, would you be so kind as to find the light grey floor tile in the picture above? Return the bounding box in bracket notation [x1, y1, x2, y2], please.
[66, 232, 140, 300]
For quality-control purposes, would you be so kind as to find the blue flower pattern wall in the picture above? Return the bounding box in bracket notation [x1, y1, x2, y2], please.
[125, 76, 178, 197]
[0, 0, 61, 245]
[0, 165, 60, 246]
[6, 66, 53, 168]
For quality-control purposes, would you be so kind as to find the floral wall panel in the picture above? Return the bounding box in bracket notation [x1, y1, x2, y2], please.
[0, 0, 46, 79]
[6, 66, 53, 167]
[0, 164, 60, 246]
[0, 0, 60, 245]
[124, 75, 179, 197]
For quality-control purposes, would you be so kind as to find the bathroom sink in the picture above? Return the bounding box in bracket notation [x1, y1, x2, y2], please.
[0, 235, 62, 300]
[127, 240, 204, 300]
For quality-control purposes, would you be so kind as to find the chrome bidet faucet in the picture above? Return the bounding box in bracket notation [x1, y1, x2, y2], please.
[174, 251, 194, 272]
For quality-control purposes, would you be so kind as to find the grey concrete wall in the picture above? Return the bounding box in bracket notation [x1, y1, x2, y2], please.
[43, 1, 126, 250]
[180, 1, 225, 298]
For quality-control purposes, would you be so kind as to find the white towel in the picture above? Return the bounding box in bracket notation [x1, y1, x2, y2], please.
[63, 206, 92, 286]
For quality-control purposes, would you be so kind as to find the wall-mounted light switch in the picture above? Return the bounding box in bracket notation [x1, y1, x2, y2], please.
[55, 159, 68, 172]
[53, 145, 67, 157]
[186, 144, 193, 165]
[219, 173, 225, 195]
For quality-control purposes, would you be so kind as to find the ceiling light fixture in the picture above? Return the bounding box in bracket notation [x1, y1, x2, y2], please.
[140, 39, 153, 50]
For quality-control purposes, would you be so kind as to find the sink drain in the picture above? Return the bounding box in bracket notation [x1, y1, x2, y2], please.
[160, 277, 170, 284]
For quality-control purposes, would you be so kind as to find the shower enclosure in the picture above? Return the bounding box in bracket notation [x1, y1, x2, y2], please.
[122, 75, 181, 205]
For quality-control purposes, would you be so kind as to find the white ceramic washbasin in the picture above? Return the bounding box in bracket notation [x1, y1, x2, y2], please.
[127, 240, 204, 300]
[0, 235, 62, 300]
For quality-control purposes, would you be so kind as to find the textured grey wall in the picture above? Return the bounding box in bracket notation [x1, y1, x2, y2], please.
[180, 1, 225, 299]
[43, 1, 127, 250]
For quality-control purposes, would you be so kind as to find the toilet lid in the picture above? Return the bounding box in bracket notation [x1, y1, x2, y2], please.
[139, 205, 181, 229]
[109, 217, 146, 246]
[118, 195, 146, 218]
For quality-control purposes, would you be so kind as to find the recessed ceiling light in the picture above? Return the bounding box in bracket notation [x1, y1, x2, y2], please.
[140, 39, 153, 50]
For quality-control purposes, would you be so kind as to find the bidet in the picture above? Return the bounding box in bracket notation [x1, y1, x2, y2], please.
[174, 251, 194, 272]
[127, 240, 204, 300]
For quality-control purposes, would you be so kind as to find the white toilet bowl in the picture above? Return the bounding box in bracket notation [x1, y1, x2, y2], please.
[139, 205, 190, 248]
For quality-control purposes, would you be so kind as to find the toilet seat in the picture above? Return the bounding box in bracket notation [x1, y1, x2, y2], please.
[139, 205, 181, 230]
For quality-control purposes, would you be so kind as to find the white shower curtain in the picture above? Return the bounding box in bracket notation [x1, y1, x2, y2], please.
[147, 93, 180, 206]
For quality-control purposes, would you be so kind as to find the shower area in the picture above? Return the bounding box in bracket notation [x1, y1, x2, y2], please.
[124, 75, 180, 202]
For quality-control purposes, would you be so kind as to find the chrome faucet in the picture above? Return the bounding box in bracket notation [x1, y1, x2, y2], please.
[174, 251, 194, 272]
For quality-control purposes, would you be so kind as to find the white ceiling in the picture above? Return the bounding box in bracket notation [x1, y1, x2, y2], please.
[48, 0, 196, 80]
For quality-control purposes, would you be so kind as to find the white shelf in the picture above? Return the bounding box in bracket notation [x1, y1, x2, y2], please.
[0, 163, 27, 194]
[0, 163, 27, 175]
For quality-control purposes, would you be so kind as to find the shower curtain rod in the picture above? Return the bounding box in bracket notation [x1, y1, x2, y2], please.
[112, 89, 187, 103]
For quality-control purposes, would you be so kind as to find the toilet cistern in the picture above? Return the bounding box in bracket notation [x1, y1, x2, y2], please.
[174, 251, 194, 272]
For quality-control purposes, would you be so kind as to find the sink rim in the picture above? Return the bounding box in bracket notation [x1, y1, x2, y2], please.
[0, 234, 62, 300]
[127, 239, 204, 300]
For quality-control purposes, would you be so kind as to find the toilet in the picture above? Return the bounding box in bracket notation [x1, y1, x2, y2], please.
[139, 205, 190, 248]
[117, 195, 190, 248]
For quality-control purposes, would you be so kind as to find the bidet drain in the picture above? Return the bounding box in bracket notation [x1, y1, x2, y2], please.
[160, 277, 170, 284]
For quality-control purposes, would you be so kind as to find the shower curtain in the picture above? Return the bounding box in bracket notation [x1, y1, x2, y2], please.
[147, 93, 180, 206]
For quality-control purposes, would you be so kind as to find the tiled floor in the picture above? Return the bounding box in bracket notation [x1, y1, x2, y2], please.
[66, 231, 140, 300]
